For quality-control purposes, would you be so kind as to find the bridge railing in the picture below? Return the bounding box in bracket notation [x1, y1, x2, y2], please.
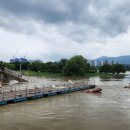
[4, 68, 28, 82]
[4, 68, 22, 77]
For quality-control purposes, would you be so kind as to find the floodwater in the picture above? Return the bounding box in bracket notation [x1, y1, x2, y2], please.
[0, 72, 130, 130]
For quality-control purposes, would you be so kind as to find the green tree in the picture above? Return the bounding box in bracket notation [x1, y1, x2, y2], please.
[63, 55, 90, 76]
[5, 63, 15, 70]
[99, 64, 111, 73]
[49, 62, 60, 73]
[89, 66, 97, 73]
[58, 59, 68, 72]
[20, 62, 30, 70]
[111, 64, 126, 75]
[44, 62, 52, 72]
[28, 62, 42, 72]
[14, 62, 20, 70]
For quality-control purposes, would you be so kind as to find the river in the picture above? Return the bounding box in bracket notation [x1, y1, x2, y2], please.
[0, 72, 130, 130]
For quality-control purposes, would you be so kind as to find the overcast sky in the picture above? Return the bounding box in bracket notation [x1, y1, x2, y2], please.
[0, 0, 130, 62]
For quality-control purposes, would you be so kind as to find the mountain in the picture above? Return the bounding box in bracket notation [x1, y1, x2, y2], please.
[94, 55, 130, 65]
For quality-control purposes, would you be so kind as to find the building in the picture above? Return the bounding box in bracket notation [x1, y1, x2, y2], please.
[10, 57, 43, 63]
[29, 59, 43, 63]
[88, 59, 121, 67]
[10, 58, 28, 63]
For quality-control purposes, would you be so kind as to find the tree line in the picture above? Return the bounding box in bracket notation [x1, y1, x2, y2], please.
[99, 64, 125, 75]
[0, 55, 126, 76]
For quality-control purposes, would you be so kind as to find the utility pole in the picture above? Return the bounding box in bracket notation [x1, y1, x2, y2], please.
[20, 59, 22, 72]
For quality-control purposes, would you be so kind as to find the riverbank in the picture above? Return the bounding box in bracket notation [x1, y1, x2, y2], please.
[21, 71, 125, 79]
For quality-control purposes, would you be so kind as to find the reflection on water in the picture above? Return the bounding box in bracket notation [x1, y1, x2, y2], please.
[0, 72, 130, 130]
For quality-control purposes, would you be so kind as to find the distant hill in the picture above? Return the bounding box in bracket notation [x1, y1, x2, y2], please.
[94, 55, 130, 65]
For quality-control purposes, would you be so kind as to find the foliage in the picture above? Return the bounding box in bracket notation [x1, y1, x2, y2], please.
[0, 55, 126, 77]
[0, 61, 5, 67]
[89, 66, 97, 73]
[124, 65, 130, 71]
[63, 55, 90, 76]
[99, 64, 111, 73]
[59, 59, 68, 72]
[99, 63, 126, 74]
[111, 64, 126, 74]
[29, 62, 43, 72]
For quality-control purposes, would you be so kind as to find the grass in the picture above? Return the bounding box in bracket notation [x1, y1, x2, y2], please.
[21, 71, 62, 77]
[95, 73, 125, 79]
[20, 70, 125, 79]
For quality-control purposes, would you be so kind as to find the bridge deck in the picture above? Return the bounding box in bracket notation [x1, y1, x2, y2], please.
[0, 83, 95, 105]
[0, 68, 28, 82]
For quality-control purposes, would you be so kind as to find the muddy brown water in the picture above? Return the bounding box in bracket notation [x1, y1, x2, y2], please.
[0, 72, 130, 130]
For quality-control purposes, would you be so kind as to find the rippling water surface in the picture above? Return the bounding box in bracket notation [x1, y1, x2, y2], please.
[0, 72, 130, 130]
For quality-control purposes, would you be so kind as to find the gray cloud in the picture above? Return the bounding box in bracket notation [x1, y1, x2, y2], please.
[0, 0, 130, 61]
[0, 0, 94, 23]
[0, 0, 130, 38]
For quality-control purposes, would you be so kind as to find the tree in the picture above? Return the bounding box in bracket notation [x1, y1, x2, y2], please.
[58, 59, 68, 72]
[111, 64, 126, 75]
[44, 62, 52, 72]
[89, 66, 97, 73]
[0, 61, 5, 68]
[20, 62, 30, 70]
[14, 62, 20, 70]
[50, 62, 61, 73]
[5, 63, 15, 70]
[63, 55, 90, 76]
[28, 62, 42, 72]
[99, 64, 111, 73]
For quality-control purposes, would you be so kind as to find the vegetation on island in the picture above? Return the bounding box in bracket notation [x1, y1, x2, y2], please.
[99, 64, 125, 75]
[0, 55, 126, 78]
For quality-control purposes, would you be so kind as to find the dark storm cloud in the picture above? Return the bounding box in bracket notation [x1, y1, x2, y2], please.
[0, 0, 130, 37]
[0, 0, 89, 23]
